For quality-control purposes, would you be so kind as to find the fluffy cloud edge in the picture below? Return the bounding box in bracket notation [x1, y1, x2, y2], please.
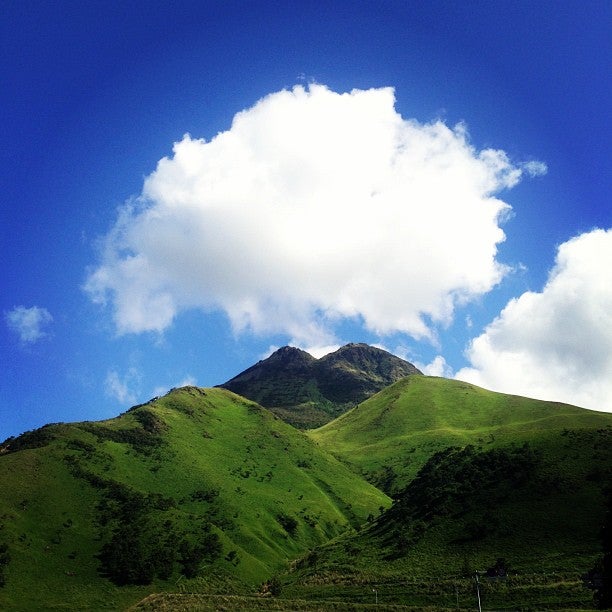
[85, 83, 545, 348]
[456, 228, 612, 412]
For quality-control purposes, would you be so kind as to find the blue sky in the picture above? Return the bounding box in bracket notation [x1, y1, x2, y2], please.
[2, 1, 611, 440]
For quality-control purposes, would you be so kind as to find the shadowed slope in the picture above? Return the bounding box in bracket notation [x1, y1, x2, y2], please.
[283, 377, 612, 609]
[220, 343, 421, 428]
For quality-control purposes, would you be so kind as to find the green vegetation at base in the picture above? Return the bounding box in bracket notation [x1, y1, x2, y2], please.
[288, 416, 612, 610]
[379, 444, 541, 556]
[130, 592, 421, 610]
[0, 540, 9, 588]
[1, 368, 611, 610]
[0, 386, 388, 610]
[280, 573, 594, 611]
[584, 489, 612, 609]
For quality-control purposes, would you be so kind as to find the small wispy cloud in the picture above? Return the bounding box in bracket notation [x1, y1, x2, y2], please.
[151, 375, 198, 398]
[105, 368, 141, 405]
[522, 160, 548, 177]
[5, 305, 53, 344]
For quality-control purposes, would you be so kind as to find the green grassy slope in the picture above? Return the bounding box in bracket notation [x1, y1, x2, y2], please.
[286, 376, 612, 609]
[310, 375, 612, 492]
[283, 432, 612, 609]
[0, 387, 390, 610]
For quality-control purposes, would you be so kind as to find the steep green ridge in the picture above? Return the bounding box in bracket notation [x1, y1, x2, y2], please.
[0, 387, 389, 610]
[220, 343, 421, 428]
[310, 375, 612, 492]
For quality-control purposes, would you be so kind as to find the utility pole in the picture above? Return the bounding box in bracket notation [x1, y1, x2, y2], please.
[475, 572, 482, 612]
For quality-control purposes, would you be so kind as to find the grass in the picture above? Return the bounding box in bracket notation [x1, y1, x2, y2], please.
[280, 516, 604, 609]
[129, 575, 601, 611]
[129, 592, 431, 610]
[286, 377, 612, 609]
[1, 377, 610, 610]
[0, 387, 389, 610]
[281, 573, 596, 610]
[310, 376, 612, 492]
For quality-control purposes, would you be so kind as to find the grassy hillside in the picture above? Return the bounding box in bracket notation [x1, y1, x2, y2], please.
[310, 375, 612, 493]
[0, 387, 390, 610]
[284, 376, 612, 608]
[282, 435, 611, 609]
[2, 376, 610, 610]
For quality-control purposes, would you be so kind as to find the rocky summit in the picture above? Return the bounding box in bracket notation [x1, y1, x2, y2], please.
[219, 343, 421, 428]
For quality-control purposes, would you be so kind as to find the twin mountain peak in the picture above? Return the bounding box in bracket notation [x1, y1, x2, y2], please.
[219, 343, 422, 428]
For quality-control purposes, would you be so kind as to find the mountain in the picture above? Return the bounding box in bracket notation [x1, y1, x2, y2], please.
[0, 387, 389, 610]
[310, 375, 612, 492]
[219, 343, 422, 428]
[2, 362, 612, 610]
[279, 376, 612, 608]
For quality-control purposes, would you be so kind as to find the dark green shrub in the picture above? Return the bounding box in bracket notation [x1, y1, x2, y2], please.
[2, 424, 59, 453]
[78, 423, 163, 456]
[133, 409, 168, 434]
[268, 575, 282, 596]
[277, 513, 298, 535]
[97, 523, 158, 585]
[66, 439, 97, 454]
[379, 443, 540, 555]
[190, 488, 220, 503]
[179, 532, 221, 578]
[0, 542, 10, 587]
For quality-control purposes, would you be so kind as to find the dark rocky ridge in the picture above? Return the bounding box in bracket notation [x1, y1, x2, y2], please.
[219, 343, 421, 428]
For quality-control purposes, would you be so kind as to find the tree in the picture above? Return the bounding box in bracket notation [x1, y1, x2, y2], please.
[595, 491, 612, 609]
[269, 575, 282, 596]
[585, 490, 612, 609]
[179, 532, 222, 578]
[97, 525, 157, 585]
[277, 513, 298, 535]
[0, 542, 10, 587]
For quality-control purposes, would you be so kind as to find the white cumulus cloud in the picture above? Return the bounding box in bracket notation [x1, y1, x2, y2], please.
[85, 84, 543, 346]
[417, 355, 454, 377]
[456, 228, 612, 412]
[5, 305, 53, 344]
